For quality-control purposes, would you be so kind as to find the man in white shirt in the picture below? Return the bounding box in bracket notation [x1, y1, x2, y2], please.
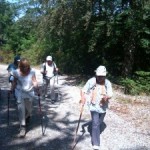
[41, 56, 58, 100]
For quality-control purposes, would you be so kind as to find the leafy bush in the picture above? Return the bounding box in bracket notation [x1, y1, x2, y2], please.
[0, 50, 14, 64]
[120, 71, 150, 95]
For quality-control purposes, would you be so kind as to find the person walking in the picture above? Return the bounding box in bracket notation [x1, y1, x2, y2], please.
[11, 58, 39, 137]
[41, 55, 58, 100]
[7, 55, 20, 98]
[81, 65, 113, 150]
[7, 55, 20, 83]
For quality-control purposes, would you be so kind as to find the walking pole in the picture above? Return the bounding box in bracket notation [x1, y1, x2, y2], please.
[37, 90, 44, 135]
[42, 78, 46, 99]
[72, 91, 84, 149]
[72, 104, 84, 150]
[7, 90, 11, 125]
[57, 72, 58, 84]
[0, 88, 1, 100]
[72, 90, 85, 150]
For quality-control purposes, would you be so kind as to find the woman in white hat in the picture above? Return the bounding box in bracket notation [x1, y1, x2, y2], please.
[81, 65, 113, 150]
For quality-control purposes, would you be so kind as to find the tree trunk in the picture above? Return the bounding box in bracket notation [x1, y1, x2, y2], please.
[122, 32, 136, 77]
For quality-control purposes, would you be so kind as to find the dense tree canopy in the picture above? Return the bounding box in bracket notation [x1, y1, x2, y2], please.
[0, 0, 150, 79]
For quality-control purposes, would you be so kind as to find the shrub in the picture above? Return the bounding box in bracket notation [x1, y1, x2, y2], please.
[120, 71, 150, 95]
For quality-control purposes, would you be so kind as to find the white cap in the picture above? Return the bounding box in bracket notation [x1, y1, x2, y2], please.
[46, 56, 52, 61]
[95, 66, 107, 76]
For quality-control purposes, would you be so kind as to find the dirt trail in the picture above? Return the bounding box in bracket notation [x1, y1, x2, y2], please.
[0, 64, 150, 150]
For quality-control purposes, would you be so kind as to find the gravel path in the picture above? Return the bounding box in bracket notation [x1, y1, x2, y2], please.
[0, 64, 150, 150]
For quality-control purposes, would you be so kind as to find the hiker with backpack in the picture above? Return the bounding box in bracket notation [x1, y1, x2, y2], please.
[7, 55, 20, 83]
[11, 58, 39, 137]
[41, 55, 58, 100]
[7, 55, 20, 98]
[80, 66, 113, 150]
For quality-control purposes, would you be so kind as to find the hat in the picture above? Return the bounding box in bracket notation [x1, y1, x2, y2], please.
[46, 56, 52, 61]
[14, 56, 20, 62]
[95, 66, 107, 76]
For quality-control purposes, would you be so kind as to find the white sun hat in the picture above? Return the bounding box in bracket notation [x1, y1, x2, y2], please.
[95, 65, 107, 76]
[46, 56, 52, 61]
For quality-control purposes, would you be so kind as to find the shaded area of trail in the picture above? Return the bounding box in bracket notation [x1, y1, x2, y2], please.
[0, 65, 78, 150]
[0, 64, 150, 150]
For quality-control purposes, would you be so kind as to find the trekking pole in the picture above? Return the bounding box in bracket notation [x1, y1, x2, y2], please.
[49, 76, 54, 97]
[37, 89, 44, 135]
[0, 88, 1, 100]
[7, 90, 11, 125]
[72, 104, 84, 150]
[57, 72, 58, 84]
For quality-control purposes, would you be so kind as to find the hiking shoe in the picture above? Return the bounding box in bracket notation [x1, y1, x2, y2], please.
[51, 99, 55, 104]
[81, 125, 86, 133]
[26, 116, 31, 125]
[19, 126, 26, 137]
[45, 94, 48, 98]
[93, 145, 100, 150]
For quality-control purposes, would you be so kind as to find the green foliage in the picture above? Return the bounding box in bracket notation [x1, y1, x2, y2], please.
[20, 40, 45, 65]
[0, 49, 15, 64]
[0, 0, 150, 96]
[120, 71, 150, 95]
[0, 0, 14, 46]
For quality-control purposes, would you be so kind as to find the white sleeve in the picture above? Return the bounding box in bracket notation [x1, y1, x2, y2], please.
[82, 80, 91, 93]
[82, 77, 96, 94]
[105, 80, 113, 97]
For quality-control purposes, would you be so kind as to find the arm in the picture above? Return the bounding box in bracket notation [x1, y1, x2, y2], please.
[32, 72, 40, 95]
[40, 63, 47, 75]
[10, 70, 17, 91]
[7, 64, 13, 74]
[81, 78, 93, 105]
[80, 90, 86, 106]
[53, 62, 58, 73]
[32, 74, 38, 88]
[102, 80, 113, 102]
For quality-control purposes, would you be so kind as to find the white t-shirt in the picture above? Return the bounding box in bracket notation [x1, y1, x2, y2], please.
[12, 69, 35, 92]
[41, 62, 56, 78]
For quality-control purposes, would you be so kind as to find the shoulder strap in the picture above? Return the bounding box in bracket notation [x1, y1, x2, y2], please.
[52, 62, 57, 73]
[91, 79, 107, 92]
[91, 80, 107, 103]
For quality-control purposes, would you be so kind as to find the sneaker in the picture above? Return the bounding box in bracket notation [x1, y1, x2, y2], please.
[19, 126, 26, 137]
[81, 125, 86, 133]
[93, 145, 100, 150]
[45, 94, 48, 98]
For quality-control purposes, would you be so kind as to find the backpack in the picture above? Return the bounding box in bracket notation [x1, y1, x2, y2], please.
[42, 62, 57, 78]
[85, 77, 107, 105]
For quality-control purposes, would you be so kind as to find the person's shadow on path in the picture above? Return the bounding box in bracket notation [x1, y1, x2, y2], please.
[81, 120, 107, 135]
[72, 120, 107, 149]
